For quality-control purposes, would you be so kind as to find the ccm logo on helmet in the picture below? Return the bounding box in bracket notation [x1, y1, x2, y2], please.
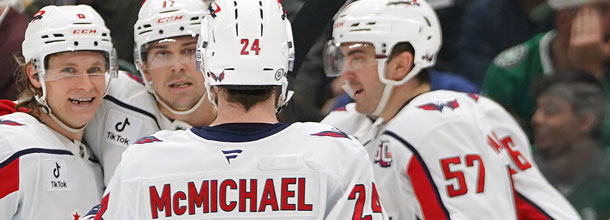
[73, 29, 97, 34]
[158, 16, 183, 23]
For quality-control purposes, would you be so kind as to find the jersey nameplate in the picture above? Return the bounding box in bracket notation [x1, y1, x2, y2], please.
[105, 109, 143, 146]
[140, 172, 321, 219]
[44, 159, 71, 191]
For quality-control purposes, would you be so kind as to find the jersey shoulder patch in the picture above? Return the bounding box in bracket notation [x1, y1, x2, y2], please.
[0, 119, 24, 126]
[493, 44, 528, 68]
[417, 99, 460, 112]
[134, 136, 162, 144]
[126, 72, 145, 85]
[310, 129, 351, 139]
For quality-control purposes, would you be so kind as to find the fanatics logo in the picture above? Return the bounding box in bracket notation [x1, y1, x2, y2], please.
[221, 149, 243, 165]
[418, 99, 460, 112]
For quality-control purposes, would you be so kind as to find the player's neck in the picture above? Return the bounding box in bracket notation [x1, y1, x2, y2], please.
[34, 110, 84, 141]
[211, 97, 278, 126]
[378, 81, 430, 122]
[159, 99, 217, 127]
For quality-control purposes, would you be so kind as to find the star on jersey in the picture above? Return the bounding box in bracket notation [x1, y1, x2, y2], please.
[417, 99, 460, 112]
[0, 119, 24, 126]
[221, 149, 243, 165]
[72, 211, 80, 220]
[134, 136, 162, 144]
[311, 130, 351, 139]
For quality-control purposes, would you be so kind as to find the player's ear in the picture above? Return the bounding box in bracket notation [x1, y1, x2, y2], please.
[26, 63, 42, 89]
[386, 51, 413, 81]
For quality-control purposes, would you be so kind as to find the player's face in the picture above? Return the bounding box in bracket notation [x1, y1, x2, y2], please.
[142, 36, 206, 111]
[340, 42, 385, 114]
[532, 95, 585, 153]
[44, 51, 107, 128]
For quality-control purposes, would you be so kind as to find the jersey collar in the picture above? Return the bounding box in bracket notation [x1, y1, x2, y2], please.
[190, 123, 291, 142]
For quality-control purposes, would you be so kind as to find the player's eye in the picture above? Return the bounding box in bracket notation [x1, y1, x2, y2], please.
[154, 50, 171, 58]
[183, 48, 196, 55]
[87, 66, 103, 74]
[61, 67, 76, 74]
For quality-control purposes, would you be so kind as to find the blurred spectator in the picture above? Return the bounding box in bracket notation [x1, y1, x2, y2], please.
[0, 5, 27, 100]
[459, 0, 553, 86]
[433, 0, 476, 73]
[531, 70, 610, 220]
[481, 0, 610, 148]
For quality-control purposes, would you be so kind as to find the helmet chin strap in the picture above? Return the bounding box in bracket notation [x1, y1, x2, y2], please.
[34, 95, 85, 133]
[371, 84, 394, 117]
[154, 89, 207, 115]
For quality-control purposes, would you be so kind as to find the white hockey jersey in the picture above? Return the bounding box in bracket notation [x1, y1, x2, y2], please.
[84, 71, 192, 185]
[0, 112, 104, 220]
[322, 90, 581, 220]
[97, 122, 388, 220]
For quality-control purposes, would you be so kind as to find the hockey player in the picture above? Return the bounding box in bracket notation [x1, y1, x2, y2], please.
[83, 0, 216, 185]
[321, 0, 581, 219]
[0, 5, 115, 219]
[95, 0, 388, 219]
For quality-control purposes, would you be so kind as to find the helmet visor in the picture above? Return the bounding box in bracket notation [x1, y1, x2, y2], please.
[43, 50, 117, 82]
[323, 41, 383, 77]
[42, 49, 118, 94]
[138, 36, 198, 72]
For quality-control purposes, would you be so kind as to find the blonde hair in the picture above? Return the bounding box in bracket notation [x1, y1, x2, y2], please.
[13, 53, 42, 113]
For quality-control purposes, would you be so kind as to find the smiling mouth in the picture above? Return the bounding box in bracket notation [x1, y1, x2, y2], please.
[68, 97, 94, 104]
[170, 82, 192, 88]
[354, 89, 364, 95]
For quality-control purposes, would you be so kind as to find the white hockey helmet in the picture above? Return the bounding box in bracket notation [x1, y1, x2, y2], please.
[199, 0, 295, 111]
[134, 0, 207, 115]
[325, 0, 441, 85]
[22, 5, 117, 132]
[134, 0, 206, 70]
[324, 0, 441, 116]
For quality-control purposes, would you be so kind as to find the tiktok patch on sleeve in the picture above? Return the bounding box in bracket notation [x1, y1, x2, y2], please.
[104, 109, 143, 146]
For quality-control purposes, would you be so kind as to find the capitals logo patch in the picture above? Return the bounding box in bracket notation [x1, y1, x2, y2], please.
[134, 136, 162, 144]
[0, 119, 24, 126]
[311, 129, 350, 139]
[208, 71, 225, 83]
[374, 140, 392, 167]
[418, 99, 460, 112]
